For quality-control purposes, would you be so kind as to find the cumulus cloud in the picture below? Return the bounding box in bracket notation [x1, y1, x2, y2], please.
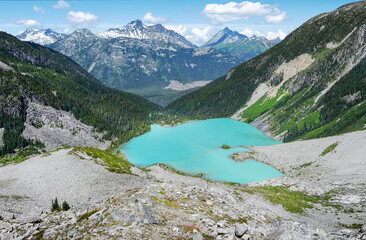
[165, 25, 187, 36]
[241, 28, 262, 37]
[142, 13, 166, 24]
[33, 6, 45, 14]
[266, 10, 286, 24]
[67, 11, 99, 28]
[202, 1, 286, 24]
[16, 19, 41, 27]
[266, 29, 287, 40]
[185, 26, 214, 45]
[54, 0, 71, 9]
[241, 28, 287, 40]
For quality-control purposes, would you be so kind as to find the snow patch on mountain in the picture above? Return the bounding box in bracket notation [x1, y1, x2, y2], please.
[16, 29, 66, 45]
[97, 20, 196, 48]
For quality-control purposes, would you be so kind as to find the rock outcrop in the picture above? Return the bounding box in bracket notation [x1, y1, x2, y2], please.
[22, 102, 110, 151]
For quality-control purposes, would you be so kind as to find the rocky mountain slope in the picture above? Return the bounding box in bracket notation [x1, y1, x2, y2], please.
[168, 1, 366, 142]
[16, 28, 66, 45]
[202, 27, 245, 47]
[202, 28, 279, 61]
[50, 20, 242, 106]
[97, 20, 196, 48]
[0, 129, 365, 239]
[0, 31, 159, 157]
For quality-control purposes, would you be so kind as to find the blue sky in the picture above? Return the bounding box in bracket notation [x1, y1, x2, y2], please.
[0, 0, 358, 45]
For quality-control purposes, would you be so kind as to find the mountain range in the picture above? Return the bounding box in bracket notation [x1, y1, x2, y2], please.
[49, 21, 241, 105]
[201, 27, 279, 62]
[16, 28, 66, 45]
[168, 1, 366, 143]
[16, 22, 278, 105]
[0, 31, 159, 156]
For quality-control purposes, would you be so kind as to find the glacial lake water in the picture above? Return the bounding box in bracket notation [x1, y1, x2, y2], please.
[120, 118, 285, 184]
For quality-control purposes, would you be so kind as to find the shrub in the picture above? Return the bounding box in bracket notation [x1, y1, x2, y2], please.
[62, 201, 71, 211]
[51, 198, 61, 212]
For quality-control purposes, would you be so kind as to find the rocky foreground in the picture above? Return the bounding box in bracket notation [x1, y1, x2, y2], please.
[0, 131, 366, 239]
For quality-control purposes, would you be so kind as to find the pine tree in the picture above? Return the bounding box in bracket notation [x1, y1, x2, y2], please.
[51, 198, 61, 212]
[62, 201, 70, 211]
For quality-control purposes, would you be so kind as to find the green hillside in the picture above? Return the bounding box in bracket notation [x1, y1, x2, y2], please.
[0, 31, 160, 156]
[168, 1, 366, 142]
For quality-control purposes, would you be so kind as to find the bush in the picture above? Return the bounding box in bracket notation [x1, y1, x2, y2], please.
[51, 198, 61, 212]
[62, 201, 70, 211]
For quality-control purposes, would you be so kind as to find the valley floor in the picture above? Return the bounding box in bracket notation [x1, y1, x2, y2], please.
[0, 130, 365, 239]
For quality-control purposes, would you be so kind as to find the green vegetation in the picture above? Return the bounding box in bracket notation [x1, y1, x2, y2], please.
[213, 37, 277, 62]
[51, 197, 72, 212]
[155, 163, 204, 179]
[242, 186, 340, 214]
[77, 209, 100, 222]
[299, 162, 313, 169]
[70, 147, 134, 174]
[168, 2, 366, 142]
[0, 31, 161, 158]
[51, 198, 61, 212]
[320, 142, 339, 156]
[241, 89, 289, 123]
[221, 144, 231, 149]
[0, 109, 27, 156]
[339, 223, 363, 229]
[0, 140, 45, 166]
[62, 201, 71, 211]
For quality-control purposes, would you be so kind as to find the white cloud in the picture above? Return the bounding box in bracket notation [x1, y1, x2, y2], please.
[241, 28, 287, 40]
[16, 19, 41, 27]
[241, 28, 262, 37]
[185, 26, 214, 45]
[63, 28, 72, 34]
[202, 1, 286, 24]
[67, 11, 99, 28]
[142, 13, 166, 24]
[54, 0, 71, 9]
[266, 29, 287, 40]
[266, 10, 286, 24]
[165, 25, 187, 36]
[33, 6, 45, 14]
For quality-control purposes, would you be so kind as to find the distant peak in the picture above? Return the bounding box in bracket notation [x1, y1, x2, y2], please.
[150, 23, 166, 32]
[74, 28, 93, 35]
[128, 19, 144, 28]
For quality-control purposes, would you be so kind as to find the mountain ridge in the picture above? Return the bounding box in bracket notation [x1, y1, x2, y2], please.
[97, 20, 196, 48]
[202, 27, 279, 61]
[168, 1, 366, 142]
[201, 27, 247, 47]
[50, 24, 242, 106]
[0, 31, 159, 156]
[16, 28, 66, 45]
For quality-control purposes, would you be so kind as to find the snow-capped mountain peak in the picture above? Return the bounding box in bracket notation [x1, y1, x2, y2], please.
[97, 19, 196, 48]
[16, 28, 66, 45]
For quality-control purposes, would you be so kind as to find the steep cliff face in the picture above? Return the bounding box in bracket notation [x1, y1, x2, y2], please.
[50, 22, 241, 105]
[168, 2, 366, 141]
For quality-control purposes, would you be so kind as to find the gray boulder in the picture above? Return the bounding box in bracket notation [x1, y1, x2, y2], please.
[0, 220, 12, 231]
[20, 215, 42, 224]
[360, 224, 366, 233]
[235, 223, 248, 238]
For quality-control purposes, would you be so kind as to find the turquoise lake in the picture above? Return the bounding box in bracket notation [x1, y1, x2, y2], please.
[120, 118, 285, 184]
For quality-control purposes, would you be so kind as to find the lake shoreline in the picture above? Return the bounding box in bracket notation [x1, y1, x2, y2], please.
[121, 118, 283, 184]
